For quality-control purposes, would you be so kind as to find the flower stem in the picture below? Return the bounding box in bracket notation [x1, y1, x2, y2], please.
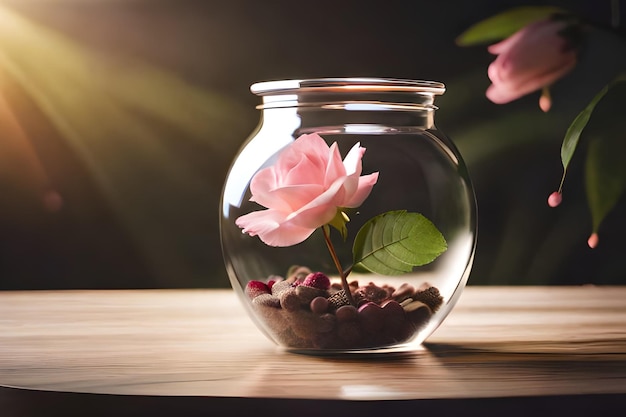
[322, 225, 355, 306]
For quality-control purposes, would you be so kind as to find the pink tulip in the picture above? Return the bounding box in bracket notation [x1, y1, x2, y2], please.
[486, 18, 578, 109]
[236, 133, 379, 247]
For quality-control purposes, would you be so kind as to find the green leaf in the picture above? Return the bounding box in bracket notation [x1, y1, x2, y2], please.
[561, 87, 610, 172]
[456, 6, 563, 46]
[352, 210, 447, 276]
[560, 74, 626, 186]
[585, 134, 626, 234]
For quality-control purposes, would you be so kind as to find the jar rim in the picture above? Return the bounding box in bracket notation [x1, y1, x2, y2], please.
[250, 78, 446, 96]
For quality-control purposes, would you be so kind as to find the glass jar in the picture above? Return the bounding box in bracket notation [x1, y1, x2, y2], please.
[220, 78, 477, 354]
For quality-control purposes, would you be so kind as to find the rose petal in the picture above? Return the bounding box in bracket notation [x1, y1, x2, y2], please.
[324, 142, 347, 188]
[285, 178, 348, 228]
[253, 183, 325, 212]
[343, 172, 379, 208]
[237, 133, 379, 247]
[342, 142, 365, 176]
[235, 209, 316, 247]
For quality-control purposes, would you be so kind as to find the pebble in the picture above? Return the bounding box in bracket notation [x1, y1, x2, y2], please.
[381, 300, 410, 339]
[382, 299, 405, 317]
[391, 283, 416, 303]
[296, 285, 327, 305]
[412, 286, 443, 312]
[286, 265, 312, 283]
[276, 326, 309, 348]
[404, 300, 432, 330]
[251, 293, 280, 308]
[312, 331, 337, 349]
[317, 313, 336, 333]
[327, 290, 350, 310]
[280, 288, 301, 312]
[291, 311, 336, 339]
[335, 304, 358, 322]
[337, 321, 362, 344]
[358, 302, 385, 333]
[331, 280, 359, 293]
[354, 282, 389, 305]
[251, 297, 289, 335]
[310, 296, 329, 314]
[399, 298, 414, 307]
[392, 319, 415, 343]
[247, 272, 443, 350]
[271, 280, 294, 296]
[403, 300, 430, 313]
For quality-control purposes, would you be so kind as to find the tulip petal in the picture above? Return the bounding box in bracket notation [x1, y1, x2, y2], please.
[485, 18, 577, 105]
[487, 25, 529, 54]
[486, 82, 518, 104]
[487, 55, 576, 103]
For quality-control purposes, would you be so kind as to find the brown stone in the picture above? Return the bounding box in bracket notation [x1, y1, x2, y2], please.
[286, 266, 312, 283]
[391, 283, 416, 303]
[412, 286, 443, 312]
[327, 290, 350, 310]
[295, 285, 327, 305]
[280, 288, 301, 312]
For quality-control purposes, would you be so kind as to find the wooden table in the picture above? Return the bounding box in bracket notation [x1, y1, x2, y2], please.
[1, 287, 625, 416]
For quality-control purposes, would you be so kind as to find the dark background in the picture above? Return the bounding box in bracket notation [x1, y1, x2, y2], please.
[1, 0, 624, 289]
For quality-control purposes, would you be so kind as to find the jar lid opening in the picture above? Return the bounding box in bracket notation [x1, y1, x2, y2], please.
[251, 78, 446, 96]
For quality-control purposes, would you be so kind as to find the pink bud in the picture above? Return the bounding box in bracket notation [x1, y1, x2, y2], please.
[548, 191, 563, 207]
[587, 233, 599, 249]
[539, 93, 552, 112]
[547, 191, 562, 207]
[485, 19, 577, 106]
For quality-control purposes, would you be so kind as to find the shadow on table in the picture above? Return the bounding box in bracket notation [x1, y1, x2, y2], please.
[1, 385, 624, 417]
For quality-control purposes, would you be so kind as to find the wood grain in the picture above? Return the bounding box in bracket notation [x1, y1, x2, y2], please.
[1, 287, 625, 415]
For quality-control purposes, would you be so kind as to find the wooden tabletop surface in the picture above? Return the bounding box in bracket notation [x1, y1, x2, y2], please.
[1, 286, 625, 416]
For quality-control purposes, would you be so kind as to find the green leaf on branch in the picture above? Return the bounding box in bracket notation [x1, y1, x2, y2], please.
[585, 134, 626, 234]
[456, 6, 563, 46]
[561, 86, 610, 173]
[352, 210, 447, 276]
[560, 75, 626, 190]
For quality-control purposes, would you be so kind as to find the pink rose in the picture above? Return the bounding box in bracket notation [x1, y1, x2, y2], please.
[236, 133, 379, 247]
[486, 18, 578, 111]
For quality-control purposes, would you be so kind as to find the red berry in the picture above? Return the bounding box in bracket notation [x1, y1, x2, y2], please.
[245, 280, 270, 299]
[302, 272, 331, 290]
